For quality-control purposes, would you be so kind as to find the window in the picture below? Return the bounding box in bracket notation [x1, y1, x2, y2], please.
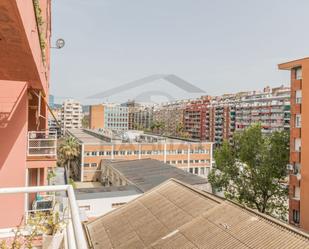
[85, 152, 90, 156]
[295, 138, 301, 152]
[106, 151, 111, 155]
[99, 151, 104, 156]
[293, 209, 300, 224]
[112, 202, 127, 208]
[195, 160, 199, 163]
[189, 168, 193, 174]
[294, 186, 300, 199]
[79, 205, 90, 211]
[127, 150, 132, 155]
[295, 114, 301, 128]
[84, 163, 90, 167]
[134, 150, 139, 155]
[91, 151, 97, 156]
[296, 90, 302, 104]
[147, 150, 152, 155]
[194, 167, 198, 174]
[91, 163, 97, 167]
[141, 150, 146, 155]
[190, 160, 193, 163]
[172, 160, 176, 164]
[113, 151, 119, 155]
[295, 67, 302, 80]
[184, 160, 188, 164]
[200, 167, 205, 175]
[177, 150, 182, 154]
[120, 151, 126, 155]
[177, 160, 182, 164]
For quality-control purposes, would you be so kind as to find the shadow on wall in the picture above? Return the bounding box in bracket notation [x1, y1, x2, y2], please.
[0, 81, 28, 171]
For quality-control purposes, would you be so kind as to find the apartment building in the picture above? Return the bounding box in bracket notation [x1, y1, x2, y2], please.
[184, 96, 210, 141]
[183, 86, 290, 145]
[152, 100, 189, 136]
[121, 100, 153, 130]
[89, 104, 128, 130]
[131, 106, 153, 130]
[0, 0, 56, 228]
[279, 57, 309, 231]
[235, 86, 290, 134]
[60, 99, 83, 135]
[67, 129, 213, 182]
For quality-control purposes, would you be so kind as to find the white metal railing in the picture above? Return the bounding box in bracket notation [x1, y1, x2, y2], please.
[0, 185, 88, 249]
[27, 130, 57, 157]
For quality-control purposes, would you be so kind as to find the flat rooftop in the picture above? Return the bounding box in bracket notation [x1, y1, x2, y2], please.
[75, 185, 142, 200]
[85, 179, 309, 249]
[68, 129, 107, 144]
[68, 128, 208, 145]
[104, 158, 207, 192]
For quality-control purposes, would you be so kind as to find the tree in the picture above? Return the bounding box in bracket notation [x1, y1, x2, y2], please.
[58, 136, 80, 179]
[208, 124, 289, 220]
[82, 115, 89, 129]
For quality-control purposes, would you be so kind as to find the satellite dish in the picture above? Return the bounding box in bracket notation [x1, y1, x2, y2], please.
[55, 38, 65, 49]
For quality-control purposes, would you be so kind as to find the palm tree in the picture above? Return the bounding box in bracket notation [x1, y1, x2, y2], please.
[58, 136, 80, 179]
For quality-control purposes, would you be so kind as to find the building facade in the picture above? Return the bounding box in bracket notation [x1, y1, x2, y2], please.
[68, 129, 213, 182]
[0, 0, 56, 228]
[60, 99, 83, 135]
[152, 100, 188, 136]
[89, 104, 128, 131]
[279, 57, 309, 231]
[182, 86, 290, 145]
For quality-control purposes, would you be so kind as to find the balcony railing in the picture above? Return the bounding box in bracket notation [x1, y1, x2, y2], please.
[0, 185, 88, 249]
[27, 131, 57, 157]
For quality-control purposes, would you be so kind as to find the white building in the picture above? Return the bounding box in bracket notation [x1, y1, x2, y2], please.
[61, 99, 83, 135]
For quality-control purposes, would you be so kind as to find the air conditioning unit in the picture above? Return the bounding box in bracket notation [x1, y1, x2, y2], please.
[286, 164, 293, 170]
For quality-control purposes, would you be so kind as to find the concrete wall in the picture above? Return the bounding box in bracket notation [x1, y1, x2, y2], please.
[0, 81, 28, 228]
[77, 194, 141, 220]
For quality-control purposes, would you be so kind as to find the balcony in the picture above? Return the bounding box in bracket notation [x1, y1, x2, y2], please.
[27, 131, 57, 159]
[0, 185, 87, 249]
[291, 104, 301, 115]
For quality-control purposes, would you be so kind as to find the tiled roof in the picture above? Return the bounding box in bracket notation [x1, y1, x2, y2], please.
[84, 179, 309, 249]
[104, 159, 207, 192]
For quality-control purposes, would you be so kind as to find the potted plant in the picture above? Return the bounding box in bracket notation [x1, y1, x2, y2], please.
[28, 207, 67, 249]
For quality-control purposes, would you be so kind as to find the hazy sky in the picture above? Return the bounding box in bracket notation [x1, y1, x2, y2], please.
[50, 0, 309, 105]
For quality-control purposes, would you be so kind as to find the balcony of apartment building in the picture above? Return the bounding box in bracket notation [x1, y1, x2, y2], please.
[0, 185, 88, 249]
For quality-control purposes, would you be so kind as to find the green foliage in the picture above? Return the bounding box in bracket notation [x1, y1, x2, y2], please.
[150, 121, 165, 133]
[208, 124, 289, 220]
[82, 115, 89, 128]
[27, 206, 68, 236]
[69, 178, 77, 189]
[58, 137, 80, 179]
[33, 0, 46, 62]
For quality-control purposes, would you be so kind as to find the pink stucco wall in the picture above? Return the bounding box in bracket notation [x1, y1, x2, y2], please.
[15, 0, 50, 94]
[0, 81, 28, 228]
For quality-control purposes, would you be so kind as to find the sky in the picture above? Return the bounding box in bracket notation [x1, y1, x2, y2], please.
[50, 0, 309, 105]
